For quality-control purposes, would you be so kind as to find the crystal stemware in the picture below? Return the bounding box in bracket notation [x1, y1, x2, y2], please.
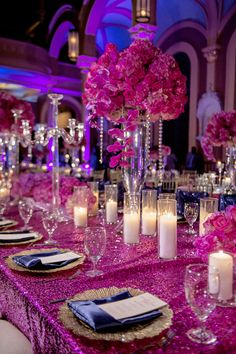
[18, 198, 34, 230]
[42, 212, 58, 245]
[84, 226, 106, 277]
[184, 263, 219, 344]
[184, 202, 199, 234]
[0, 189, 10, 219]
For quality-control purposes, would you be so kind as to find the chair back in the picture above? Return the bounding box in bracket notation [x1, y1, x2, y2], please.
[109, 169, 122, 184]
[93, 170, 105, 181]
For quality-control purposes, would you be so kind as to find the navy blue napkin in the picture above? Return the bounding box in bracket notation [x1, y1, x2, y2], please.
[176, 190, 208, 217]
[219, 194, 236, 211]
[13, 251, 78, 270]
[68, 291, 162, 332]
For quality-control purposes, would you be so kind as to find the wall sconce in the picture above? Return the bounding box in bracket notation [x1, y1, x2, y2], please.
[68, 29, 79, 62]
[136, 0, 150, 23]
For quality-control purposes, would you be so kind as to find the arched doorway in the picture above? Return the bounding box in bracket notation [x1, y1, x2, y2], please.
[163, 52, 190, 170]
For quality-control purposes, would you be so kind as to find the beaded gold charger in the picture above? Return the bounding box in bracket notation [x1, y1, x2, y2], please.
[6, 248, 85, 273]
[59, 286, 173, 342]
[0, 231, 42, 246]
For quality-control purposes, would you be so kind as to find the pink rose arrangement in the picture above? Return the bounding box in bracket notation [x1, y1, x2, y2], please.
[201, 110, 236, 161]
[0, 92, 35, 132]
[83, 39, 187, 167]
[194, 205, 236, 262]
[11, 173, 97, 208]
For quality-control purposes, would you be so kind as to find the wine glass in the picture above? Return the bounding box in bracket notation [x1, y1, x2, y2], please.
[184, 263, 219, 344]
[0, 191, 10, 219]
[42, 212, 58, 245]
[84, 226, 106, 277]
[184, 202, 199, 234]
[18, 198, 34, 230]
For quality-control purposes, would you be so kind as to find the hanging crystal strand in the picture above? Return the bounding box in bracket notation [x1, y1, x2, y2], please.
[145, 114, 151, 166]
[48, 93, 63, 216]
[158, 117, 163, 187]
[11, 109, 23, 176]
[99, 117, 104, 165]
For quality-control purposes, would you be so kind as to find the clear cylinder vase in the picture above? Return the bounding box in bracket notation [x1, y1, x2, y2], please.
[122, 121, 149, 194]
[225, 146, 236, 193]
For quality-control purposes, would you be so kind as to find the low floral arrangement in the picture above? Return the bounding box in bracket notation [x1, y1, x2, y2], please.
[201, 110, 236, 161]
[194, 205, 236, 262]
[0, 92, 35, 132]
[11, 173, 96, 208]
[83, 39, 187, 167]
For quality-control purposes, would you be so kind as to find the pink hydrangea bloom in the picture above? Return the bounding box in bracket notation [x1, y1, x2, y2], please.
[201, 110, 236, 161]
[194, 207, 236, 262]
[0, 92, 35, 132]
[11, 172, 96, 208]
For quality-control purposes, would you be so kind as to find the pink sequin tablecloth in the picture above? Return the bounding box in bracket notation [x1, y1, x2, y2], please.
[0, 208, 236, 354]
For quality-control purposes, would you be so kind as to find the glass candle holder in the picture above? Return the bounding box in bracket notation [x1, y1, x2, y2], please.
[123, 193, 140, 244]
[105, 184, 118, 224]
[88, 181, 99, 216]
[142, 189, 157, 236]
[209, 250, 233, 305]
[157, 199, 177, 259]
[73, 186, 88, 227]
[199, 198, 218, 236]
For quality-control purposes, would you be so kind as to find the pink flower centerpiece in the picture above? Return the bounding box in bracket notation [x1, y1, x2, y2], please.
[0, 92, 35, 132]
[201, 110, 236, 161]
[11, 173, 97, 210]
[83, 39, 187, 167]
[194, 205, 236, 262]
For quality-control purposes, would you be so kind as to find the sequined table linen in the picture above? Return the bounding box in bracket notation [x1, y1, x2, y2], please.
[0, 209, 235, 354]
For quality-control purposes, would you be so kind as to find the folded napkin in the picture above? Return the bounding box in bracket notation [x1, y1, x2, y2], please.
[13, 251, 80, 270]
[176, 190, 208, 217]
[219, 194, 236, 211]
[0, 232, 37, 243]
[68, 291, 162, 332]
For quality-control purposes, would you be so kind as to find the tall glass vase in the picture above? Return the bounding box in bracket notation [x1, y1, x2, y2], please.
[122, 121, 149, 194]
[48, 93, 63, 217]
[225, 146, 236, 193]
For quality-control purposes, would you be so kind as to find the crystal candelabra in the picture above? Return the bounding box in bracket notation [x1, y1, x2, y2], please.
[20, 93, 84, 220]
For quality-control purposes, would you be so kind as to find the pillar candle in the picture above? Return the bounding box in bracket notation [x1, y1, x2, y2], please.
[0, 188, 10, 199]
[199, 211, 210, 236]
[74, 206, 88, 227]
[124, 212, 140, 244]
[106, 199, 117, 224]
[209, 251, 233, 301]
[142, 208, 156, 236]
[159, 214, 177, 259]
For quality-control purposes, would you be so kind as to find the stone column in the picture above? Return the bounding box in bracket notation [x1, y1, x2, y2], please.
[202, 44, 221, 91]
[77, 54, 96, 162]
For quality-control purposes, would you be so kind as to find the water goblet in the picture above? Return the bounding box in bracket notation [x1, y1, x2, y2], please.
[18, 198, 34, 230]
[84, 226, 106, 277]
[184, 263, 219, 345]
[0, 193, 10, 219]
[184, 202, 199, 235]
[42, 212, 58, 245]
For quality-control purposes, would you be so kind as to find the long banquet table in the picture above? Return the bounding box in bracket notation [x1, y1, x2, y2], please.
[0, 207, 235, 354]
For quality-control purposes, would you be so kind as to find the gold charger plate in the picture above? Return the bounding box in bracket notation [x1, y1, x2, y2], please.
[6, 248, 85, 273]
[59, 286, 173, 342]
[0, 231, 42, 246]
